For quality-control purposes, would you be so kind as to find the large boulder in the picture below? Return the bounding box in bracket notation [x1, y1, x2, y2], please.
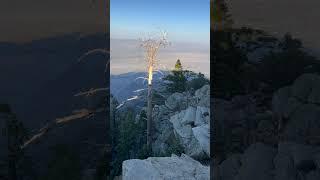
[152, 105, 174, 155]
[272, 86, 302, 119]
[122, 154, 209, 180]
[152, 85, 210, 159]
[216, 74, 320, 180]
[274, 142, 303, 180]
[195, 106, 210, 126]
[271, 74, 320, 144]
[291, 73, 320, 103]
[195, 85, 210, 107]
[170, 112, 206, 159]
[182, 106, 196, 125]
[165, 93, 188, 111]
[277, 142, 318, 173]
[192, 124, 210, 156]
[282, 104, 320, 143]
[218, 154, 242, 180]
[234, 143, 276, 180]
[274, 151, 297, 180]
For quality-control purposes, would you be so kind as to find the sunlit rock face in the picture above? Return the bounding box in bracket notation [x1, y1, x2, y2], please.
[122, 154, 209, 180]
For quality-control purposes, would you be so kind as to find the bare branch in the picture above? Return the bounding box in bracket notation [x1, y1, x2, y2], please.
[140, 30, 170, 85]
[74, 88, 108, 97]
[20, 107, 105, 149]
[77, 49, 109, 63]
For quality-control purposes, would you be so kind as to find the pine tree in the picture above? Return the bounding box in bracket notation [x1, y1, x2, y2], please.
[174, 59, 182, 71]
[164, 59, 187, 93]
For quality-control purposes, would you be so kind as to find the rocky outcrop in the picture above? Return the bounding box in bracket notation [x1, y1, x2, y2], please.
[216, 73, 320, 180]
[169, 106, 210, 159]
[234, 143, 276, 180]
[218, 142, 320, 180]
[152, 85, 210, 160]
[272, 73, 320, 144]
[122, 154, 209, 180]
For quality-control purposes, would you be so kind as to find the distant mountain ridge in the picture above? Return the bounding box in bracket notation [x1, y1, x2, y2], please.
[111, 71, 168, 102]
[0, 32, 109, 133]
[0, 32, 109, 175]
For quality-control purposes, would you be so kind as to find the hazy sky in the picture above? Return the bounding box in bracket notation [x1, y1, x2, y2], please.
[111, 39, 210, 76]
[0, 0, 108, 42]
[110, 0, 210, 76]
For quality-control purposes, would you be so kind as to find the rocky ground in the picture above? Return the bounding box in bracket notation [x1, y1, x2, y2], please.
[122, 85, 210, 180]
[122, 154, 209, 180]
[215, 73, 320, 180]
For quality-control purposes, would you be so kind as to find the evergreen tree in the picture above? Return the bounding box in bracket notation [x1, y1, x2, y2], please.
[175, 59, 182, 71]
[111, 110, 138, 177]
[186, 72, 210, 91]
[164, 59, 187, 93]
[259, 33, 320, 92]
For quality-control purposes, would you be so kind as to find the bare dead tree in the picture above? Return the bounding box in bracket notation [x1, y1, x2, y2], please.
[21, 47, 109, 150]
[139, 30, 170, 149]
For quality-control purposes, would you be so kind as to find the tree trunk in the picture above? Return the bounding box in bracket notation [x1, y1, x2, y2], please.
[147, 84, 152, 149]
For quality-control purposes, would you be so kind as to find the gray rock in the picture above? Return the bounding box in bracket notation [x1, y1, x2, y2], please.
[195, 106, 210, 126]
[306, 171, 320, 180]
[152, 105, 174, 155]
[277, 142, 319, 174]
[170, 112, 205, 159]
[182, 107, 196, 125]
[256, 118, 277, 144]
[283, 104, 320, 143]
[195, 85, 210, 98]
[195, 85, 210, 107]
[307, 76, 320, 104]
[290, 144, 315, 169]
[219, 154, 242, 180]
[291, 73, 319, 102]
[152, 85, 210, 159]
[165, 93, 187, 111]
[274, 142, 300, 180]
[274, 152, 297, 180]
[192, 124, 210, 156]
[235, 143, 276, 180]
[122, 154, 209, 180]
[272, 86, 290, 116]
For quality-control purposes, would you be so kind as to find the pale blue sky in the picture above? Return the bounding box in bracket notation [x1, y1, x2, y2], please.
[111, 0, 210, 44]
[110, 0, 210, 76]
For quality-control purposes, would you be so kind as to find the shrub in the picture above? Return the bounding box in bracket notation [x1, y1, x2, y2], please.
[186, 72, 209, 92]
